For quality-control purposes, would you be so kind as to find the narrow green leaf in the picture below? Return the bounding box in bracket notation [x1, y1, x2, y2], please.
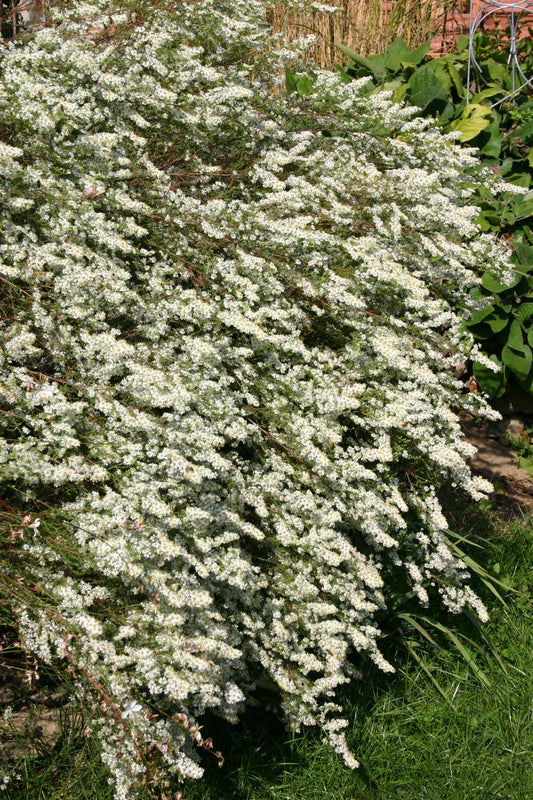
[447, 61, 465, 97]
[403, 614, 492, 689]
[398, 613, 443, 651]
[405, 641, 456, 709]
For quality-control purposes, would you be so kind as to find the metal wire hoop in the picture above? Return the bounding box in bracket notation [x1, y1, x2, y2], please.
[467, 0, 533, 107]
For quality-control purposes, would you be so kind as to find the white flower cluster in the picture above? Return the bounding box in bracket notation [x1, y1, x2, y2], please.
[0, 1, 507, 797]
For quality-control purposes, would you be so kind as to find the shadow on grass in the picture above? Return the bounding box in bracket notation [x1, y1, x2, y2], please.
[179, 499, 533, 800]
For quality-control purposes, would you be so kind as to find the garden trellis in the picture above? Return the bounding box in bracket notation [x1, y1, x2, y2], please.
[467, 0, 533, 105]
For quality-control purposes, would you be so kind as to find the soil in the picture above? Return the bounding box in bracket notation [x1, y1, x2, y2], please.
[460, 412, 533, 513]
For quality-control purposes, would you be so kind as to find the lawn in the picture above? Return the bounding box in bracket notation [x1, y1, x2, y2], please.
[4, 505, 532, 800]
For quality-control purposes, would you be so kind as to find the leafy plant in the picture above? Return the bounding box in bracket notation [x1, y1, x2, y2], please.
[466, 244, 533, 397]
[503, 422, 533, 475]
[333, 30, 533, 399]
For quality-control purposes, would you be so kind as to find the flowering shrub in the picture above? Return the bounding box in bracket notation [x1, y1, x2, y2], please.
[0, 1, 510, 796]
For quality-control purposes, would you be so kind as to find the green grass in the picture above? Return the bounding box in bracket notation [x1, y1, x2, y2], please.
[2, 508, 532, 800]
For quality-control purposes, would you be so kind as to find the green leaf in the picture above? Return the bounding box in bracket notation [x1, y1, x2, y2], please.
[502, 342, 532, 381]
[500, 157, 514, 176]
[451, 104, 492, 142]
[519, 456, 533, 476]
[383, 37, 410, 72]
[470, 86, 505, 103]
[439, 102, 456, 124]
[408, 64, 446, 103]
[486, 312, 510, 334]
[405, 641, 456, 709]
[528, 149, 533, 168]
[432, 60, 453, 94]
[412, 84, 448, 113]
[393, 82, 410, 104]
[481, 271, 515, 293]
[407, 40, 431, 66]
[511, 196, 533, 221]
[516, 368, 533, 393]
[285, 67, 297, 95]
[334, 65, 353, 83]
[473, 357, 505, 397]
[507, 173, 531, 188]
[515, 119, 533, 144]
[516, 302, 533, 323]
[514, 243, 533, 268]
[399, 613, 492, 689]
[481, 120, 502, 158]
[507, 318, 525, 350]
[466, 304, 497, 325]
[447, 61, 465, 98]
[296, 75, 314, 96]
[487, 58, 510, 83]
[336, 44, 387, 80]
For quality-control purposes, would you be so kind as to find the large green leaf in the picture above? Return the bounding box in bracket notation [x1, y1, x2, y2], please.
[466, 304, 497, 326]
[514, 243, 533, 268]
[408, 65, 448, 110]
[515, 119, 533, 144]
[516, 302, 533, 323]
[296, 75, 314, 96]
[511, 195, 533, 222]
[481, 271, 516, 293]
[481, 119, 502, 158]
[337, 43, 387, 80]
[473, 357, 506, 397]
[486, 311, 510, 334]
[431, 60, 453, 95]
[507, 318, 525, 350]
[383, 37, 410, 72]
[450, 104, 492, 142]
[487, 58, 510, 84]
[502, 342, 532, 381]
[407, 40, 431, 66]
